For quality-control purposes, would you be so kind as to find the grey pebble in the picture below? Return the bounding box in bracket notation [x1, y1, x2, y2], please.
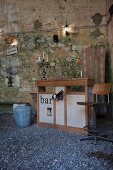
[0, 113, 113, 170]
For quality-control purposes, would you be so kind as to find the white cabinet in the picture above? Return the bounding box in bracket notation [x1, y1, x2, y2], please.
[55, 87, 65, 125]
[67, 95, 85, 128]
[39, 94, 54, 124]
[35, 78, 94, 132]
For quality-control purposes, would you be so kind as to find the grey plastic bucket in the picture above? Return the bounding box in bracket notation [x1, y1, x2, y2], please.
[13, 105, 31, 128]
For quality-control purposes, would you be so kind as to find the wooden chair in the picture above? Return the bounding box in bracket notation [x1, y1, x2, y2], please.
[93, 83, 112, 117]
[77, 83, 113, 144]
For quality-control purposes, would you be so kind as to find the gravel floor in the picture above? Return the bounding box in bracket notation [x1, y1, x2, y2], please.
[0, 113, 113, 170]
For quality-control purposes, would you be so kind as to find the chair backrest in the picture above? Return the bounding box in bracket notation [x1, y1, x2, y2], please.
[92, 83, 111, 103]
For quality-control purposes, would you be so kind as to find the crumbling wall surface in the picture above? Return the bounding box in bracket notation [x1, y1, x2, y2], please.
[0, 0, 107, 103]
[107, 0, 113, 79]
[107, 0, 113, 113]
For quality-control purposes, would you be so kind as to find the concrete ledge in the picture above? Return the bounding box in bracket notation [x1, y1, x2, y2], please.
[0, 102, 30, 114]
[0, 102, 30, 105]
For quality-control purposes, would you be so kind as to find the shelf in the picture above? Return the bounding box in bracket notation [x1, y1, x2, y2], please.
[66, 85, 85, 93]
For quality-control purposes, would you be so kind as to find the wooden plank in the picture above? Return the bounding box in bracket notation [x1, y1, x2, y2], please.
[35, 78, 94, 87]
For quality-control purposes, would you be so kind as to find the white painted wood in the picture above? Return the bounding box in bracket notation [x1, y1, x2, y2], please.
[67, 95, 85, 128]
[55, 87, 65, 125]
[39, 94, 53, 124]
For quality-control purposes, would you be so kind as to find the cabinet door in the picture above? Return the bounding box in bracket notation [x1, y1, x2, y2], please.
[39, 94, 54, 124]
[55, 87, 65, 125]
[67, 95, 85, 128]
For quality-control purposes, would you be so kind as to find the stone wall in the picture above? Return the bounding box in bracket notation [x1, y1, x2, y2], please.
[107, 0, 113, 113]
[0, 0, 109, 103]
[107, 0, 113, 80]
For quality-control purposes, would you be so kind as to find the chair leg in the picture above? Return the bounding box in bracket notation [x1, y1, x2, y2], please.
[80, 134, 113, 144]
[97, 136, 113, 143]
[80, 135, 97, 142]
[80, 135, 98, 144]
[94, 136, 97, 145]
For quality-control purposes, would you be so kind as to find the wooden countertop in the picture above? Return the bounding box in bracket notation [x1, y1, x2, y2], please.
[35, 78, 94, 87]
